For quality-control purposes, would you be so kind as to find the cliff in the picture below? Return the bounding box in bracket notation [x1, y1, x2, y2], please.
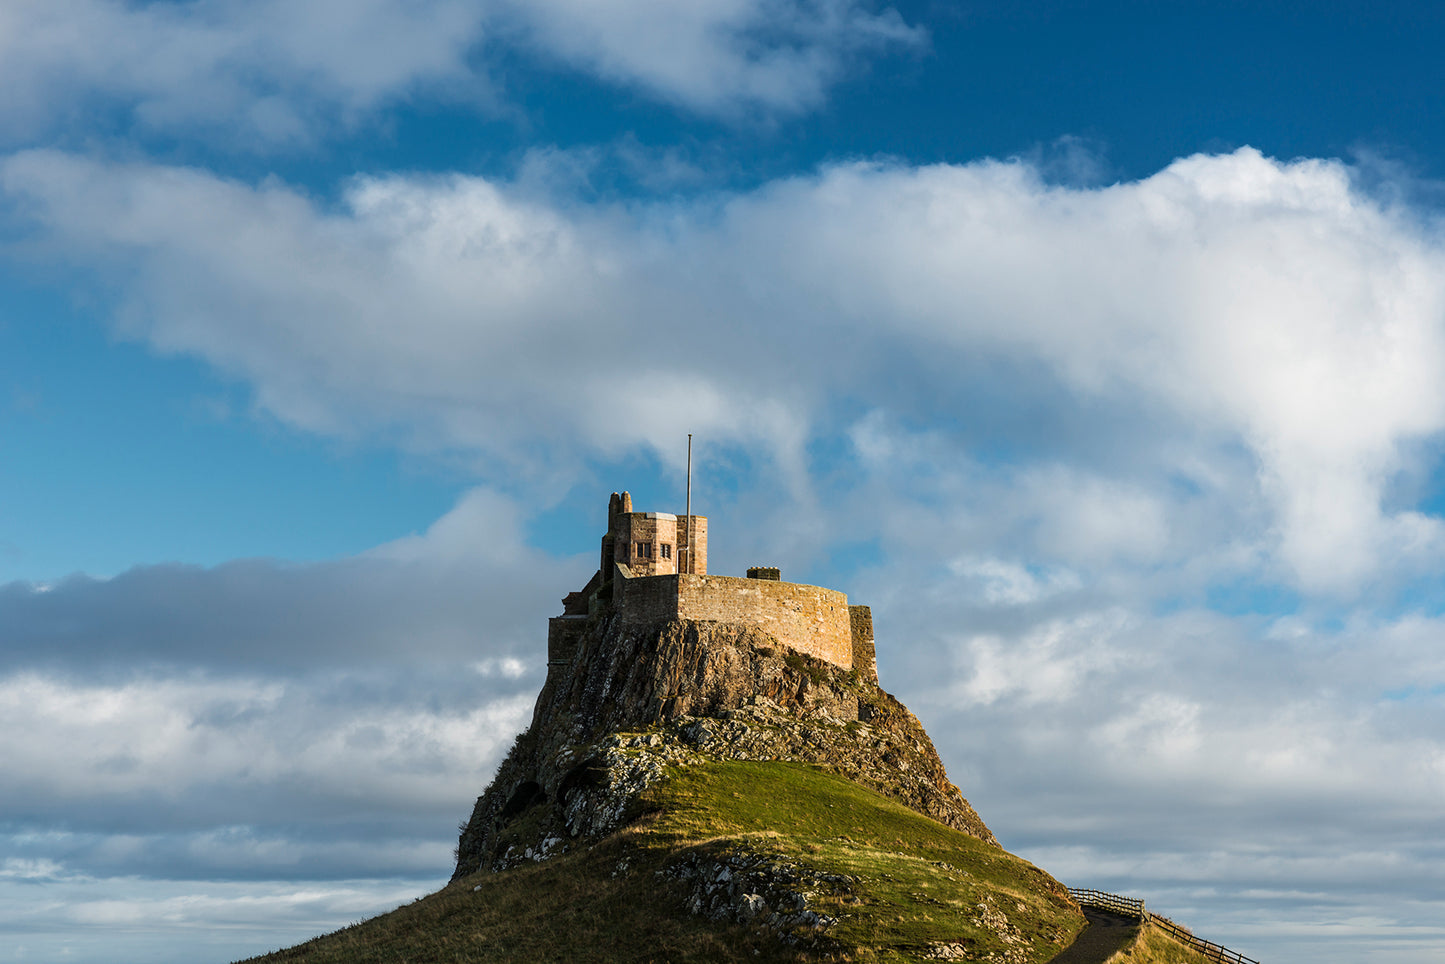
[454, 613, 995, 879]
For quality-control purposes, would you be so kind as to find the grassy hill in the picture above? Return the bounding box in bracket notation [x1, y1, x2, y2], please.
[240, 759, 1083, 963]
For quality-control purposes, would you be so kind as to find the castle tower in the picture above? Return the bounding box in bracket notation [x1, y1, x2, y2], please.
[607, 490, 707, 577]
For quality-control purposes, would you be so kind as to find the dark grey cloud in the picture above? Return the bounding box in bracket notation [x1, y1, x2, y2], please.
[0, 489, 582, 674]
[0, 557, 544, 672]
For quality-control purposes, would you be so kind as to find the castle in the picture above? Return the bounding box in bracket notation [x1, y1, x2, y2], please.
[547, 491, 878, 684]
[453, 490, 996, 881]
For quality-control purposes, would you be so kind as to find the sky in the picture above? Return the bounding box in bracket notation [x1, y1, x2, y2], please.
[2, 1, 1445, 961]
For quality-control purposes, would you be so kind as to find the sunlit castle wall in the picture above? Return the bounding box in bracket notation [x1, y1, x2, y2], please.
[617, 572, 854, 670]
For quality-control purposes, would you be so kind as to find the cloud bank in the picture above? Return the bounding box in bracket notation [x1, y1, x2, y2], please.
[0, 489, 554, 961]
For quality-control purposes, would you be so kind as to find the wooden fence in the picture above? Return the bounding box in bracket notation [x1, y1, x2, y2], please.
[1067, 888, 1260, 964]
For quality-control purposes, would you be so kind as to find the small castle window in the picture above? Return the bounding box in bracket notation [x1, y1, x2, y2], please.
[660, 543, 672, 559]
[636, 541, 652, 559]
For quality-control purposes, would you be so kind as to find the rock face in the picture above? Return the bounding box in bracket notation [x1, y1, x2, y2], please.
[453, 613, 995, 879]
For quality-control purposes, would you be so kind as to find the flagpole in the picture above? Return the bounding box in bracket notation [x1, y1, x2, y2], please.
[684, 434, 692, 574]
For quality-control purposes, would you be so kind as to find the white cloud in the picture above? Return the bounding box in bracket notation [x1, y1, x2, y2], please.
[367, 487, 533, 563]
[0, 662, 532, 958]
[0, 858, 63, 880]
[1093, 692, 1203, 760]
[946, 609, 1133, 706]
[0, 0, 490, 146]
[7, 147, 1443, 595]
[0, 0, 919, 146]
[0, 670, 531, 822]
[1017, 468, 1171, 566]
[509, 0, 923, 116]
[946, 556, 1081, 606]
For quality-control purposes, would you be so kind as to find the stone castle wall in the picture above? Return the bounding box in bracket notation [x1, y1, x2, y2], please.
[613, 571, 683, 626]
[548, 615, 587, 665]
[682, 517, 707, 575]
[848, 605, 877, 685]
[617, 573, 855, 670]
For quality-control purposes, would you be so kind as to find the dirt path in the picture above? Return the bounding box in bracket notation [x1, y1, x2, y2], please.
[1046, 907, 1140, 964]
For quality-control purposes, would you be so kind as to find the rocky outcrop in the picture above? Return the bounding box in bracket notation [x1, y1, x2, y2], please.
[656, 845, 856, 950]
[453, 614, 995, 879]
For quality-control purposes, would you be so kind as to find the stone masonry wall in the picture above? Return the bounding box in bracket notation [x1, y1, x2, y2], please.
[615, 573, 682, 627]
[617, 573, 854, 670]
[680, 576, 853, 669]
[616, 513, 669, 574]
[548, 615, 587, 664]
[681, 516, 707, 575]
[611, 513, 709, 576]
[848, 606, 877, 685]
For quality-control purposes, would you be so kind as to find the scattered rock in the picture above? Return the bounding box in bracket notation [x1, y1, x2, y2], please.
[655, 844, 853, 949]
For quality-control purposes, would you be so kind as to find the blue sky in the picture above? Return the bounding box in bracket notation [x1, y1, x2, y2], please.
[3, 2, 1445, 962]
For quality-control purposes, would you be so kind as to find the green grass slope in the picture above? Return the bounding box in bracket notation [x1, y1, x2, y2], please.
[240, 761, 1083, 963]
[1105, 923, 1228, 964]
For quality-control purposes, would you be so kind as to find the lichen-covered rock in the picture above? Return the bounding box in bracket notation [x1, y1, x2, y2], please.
[452, 615, 995, 879]
[656, 844, 854, 949]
